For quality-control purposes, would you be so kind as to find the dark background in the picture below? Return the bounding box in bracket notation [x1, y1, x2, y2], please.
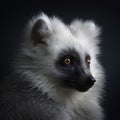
[0, 1, 120, 120]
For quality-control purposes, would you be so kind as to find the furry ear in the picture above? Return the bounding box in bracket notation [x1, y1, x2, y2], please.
[83, 21, 100, 37]
[31, 18, 51, 46]
[69, 20, 100, 37]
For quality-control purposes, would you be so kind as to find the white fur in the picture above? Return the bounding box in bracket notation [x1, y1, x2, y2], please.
[15, 13, 105, 120]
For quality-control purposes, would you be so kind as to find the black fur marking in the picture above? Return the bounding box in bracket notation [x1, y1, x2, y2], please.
[55, 48, 96, 92]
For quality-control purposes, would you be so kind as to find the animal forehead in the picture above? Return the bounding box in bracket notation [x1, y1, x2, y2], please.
[59, 48, 80, 57]
[55, 47, 87, 61]
[47, 37, 88, 58]
[48, 32, 80, 48]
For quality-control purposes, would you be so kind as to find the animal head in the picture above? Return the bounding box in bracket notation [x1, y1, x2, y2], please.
[20, 13, 102, 92]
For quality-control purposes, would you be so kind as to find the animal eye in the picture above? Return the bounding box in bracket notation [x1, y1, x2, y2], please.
[86, 55, 91, 67]
[64, 58, 71, 65]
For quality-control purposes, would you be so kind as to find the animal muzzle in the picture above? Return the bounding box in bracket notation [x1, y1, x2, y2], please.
[70, 76, 96, 92]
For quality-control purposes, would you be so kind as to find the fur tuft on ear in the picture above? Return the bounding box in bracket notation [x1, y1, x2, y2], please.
[83, 20, 100, 37]
[69, 20, 100, 38]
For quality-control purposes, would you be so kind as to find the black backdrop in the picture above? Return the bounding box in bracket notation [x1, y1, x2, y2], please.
[0, 1, 120, 120]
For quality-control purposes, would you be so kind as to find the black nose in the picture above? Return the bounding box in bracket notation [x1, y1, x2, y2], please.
[86, 76, 96, 86]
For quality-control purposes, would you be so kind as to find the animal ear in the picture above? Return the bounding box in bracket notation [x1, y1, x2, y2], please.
[31, 18, 51, 46]
[69, 20, 100, 37]
[83, 21, 100, 37]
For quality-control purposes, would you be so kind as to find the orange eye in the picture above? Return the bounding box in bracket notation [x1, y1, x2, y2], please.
[64, 58, 71, 65]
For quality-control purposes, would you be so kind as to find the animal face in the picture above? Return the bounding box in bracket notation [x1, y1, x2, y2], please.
[23, 13, 101, 92]
[55, 48, 96, 92]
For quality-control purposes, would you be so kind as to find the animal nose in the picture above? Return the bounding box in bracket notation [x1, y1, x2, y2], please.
[86, 76, 96, 86]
